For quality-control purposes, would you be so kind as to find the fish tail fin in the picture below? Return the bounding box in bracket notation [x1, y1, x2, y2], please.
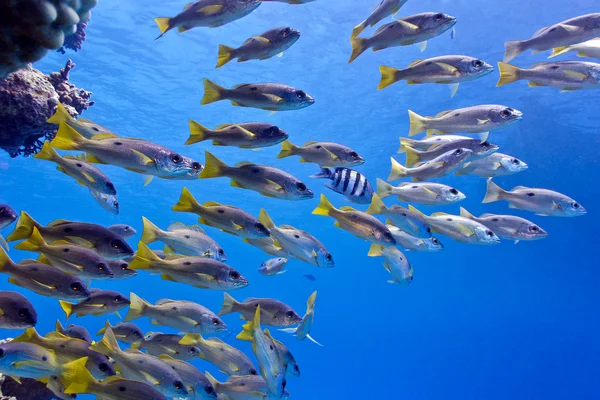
[306, 290, 317, 313]
[236, 305, 260, 342]
[55, 319, 65, 334]
[376, 178, 394, 199]
[204, 371, 221, 391]
[141, 217, 162, 244]
[216, 45, 235, 68]
[404, 145, 422, 167]
[366, 193, 386, 215]
[59, 301, 74, 320]
[0, 245, 14, 272]
[154, 17, 172, 40]
[219, 292, 238, 316]
[309, 168, 332, 179]
[60, 357, 91, 393]
[277, 140, 298, 159]
[312, 194, 335, 216]
[351, 21, 367, 38]
[124, 292, 149, 322]
[201, 79, 226, 105]
[6, 211, 38, 242]
[407, 110, 428, 136]
[398, 138, 416, 153]
[33, 141, 60, 161]
[367, 243, 385, 257]
[348, 37, 368, 63]
[186, 120, 212, 145]
[549, 46, 569, 58]
[46, 103, 74, 125]
[129, 242, 162, 270]
[172, 187, 199, 213]
[503, 40, 526, 63]
[482, 179, 506, 203]
[50, 122, 87, 151]
[91, 327, 121, 356]
[497, 62, 522, 87]
[258, 209, 276, 230]
[96, 320, 111, 336]
[200, 151, 228, 178]
[388, 157, 409, 181]
[459, 207, 476, 219]
[14, 227, 47, 252]
[378, 66, 400, 90]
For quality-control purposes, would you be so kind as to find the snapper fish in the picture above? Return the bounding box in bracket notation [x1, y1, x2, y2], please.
[378, 55, 494, 96]
[186, 121, 288, 149]
[403, 139, 498, 167]
[483, 180, 586, 217]
[90, 190, 119, 215]
[550, 37, 600, 59]
[387, 148, 472, 182]
[310, 167, 374, 204]
[504, 13, 600, 62]
[351, 0, 407, 38]
[55, 320, 92, 343]
[280, 291, 321, 346]
[155, 0, 262, 39]
[157, 355, 217, 400]
[349, 12, 457, 63]
[459, 208, 548, 244]
[108, 259, 137, 280]
[455, 153, 528, 178]
[497, 61, 600, 91]
[387, 225, 444, 252]
[0, 341, 63, 381]
[217, 26, 301, 68]
[201, 79, 314, 111]
[59, 289, 130, 319]
[277, 140, 364, 168]
[405, 105, 523, 137]
[272, 338, 301, 376]
[0, 291, 37, 329]
[0, 204, 17, 251]
[219, 293, 302, 327]
[258, 257, 288, 276]
[397, 135, 472, 152]
[107, 224, 136, 238]
[97, 321, 144, 344]
[368, 245, 414, 285]
[130, 332, 202, 361]
[366, 194, 431, 238]
[377, 178, 465, 205]
[206, 373, 290, 400]
[47, 102, 116, 140]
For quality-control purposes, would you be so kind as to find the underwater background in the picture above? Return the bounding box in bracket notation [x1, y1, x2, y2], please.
[1, 0, 600, 399]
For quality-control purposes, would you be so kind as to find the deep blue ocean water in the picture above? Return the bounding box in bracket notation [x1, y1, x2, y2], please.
[1, 0, 600, 399]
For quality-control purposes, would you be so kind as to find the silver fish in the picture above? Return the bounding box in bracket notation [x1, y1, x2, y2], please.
[46, 103, 116, 140]
[498, 60, 600, 90]
[133, 332, 202, 361]
[108, 260, 137, 280]
[351, 0, 408, 38]
[388, 148, 473, 182]
[368, 245, 414, 285]
[258, 257, 288, 276]
[398, 135, 471, 152]
[387, 225, 444, 252]
[97, 321, 144, 344]
[377, 178, 466, 205]
[157, 354, 217, 400]
[0, 291, 37, 329]
[455, 153, 528, 178]
[366, 194, 431, 238]
[55, 320, 92, 343]
[310, 167, 374, 204]
[220, 293, 302, 327]
[186, 121, 289, 149]
[90, 190, 119, 215]
[206, 373, 290, 400]
[59, 289, 130, 319]
[459, 208, 548, 243]
[277, 140, 365, 168]
[107, 224, 137, 238]
[549, 37, 600, 59]
[403, 139, 499, 167]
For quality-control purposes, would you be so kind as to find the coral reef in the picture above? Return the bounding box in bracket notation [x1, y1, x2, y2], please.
[0, 0, 98, 78]
[0, 60, 94, 157]
[58, 22, 88, 54]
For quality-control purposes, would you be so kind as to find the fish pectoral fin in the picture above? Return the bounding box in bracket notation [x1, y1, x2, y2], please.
[562, 70, 588, 81]
[477, 118, 490, 125]
[435, 62, 459, 74]
[492, 162, 502, 170]
[143, 175, 154, 186]
[232, 222, 245, 231]
[263, 94, 284, 104]
[265, 179, 284, 191]
[197, 4, 224, 15]
[407, 59, 424, 67]
[418, 41, 427, 52]
[528, 81, 547, 87]
[230, 180, 246, 189]
[178, 315, 200, 326]
[455, 223, 475, 237]
[333, 221, 342, 229]
[194, 273, 216, 281]
[382, 262, 391, 272]
[65, 236, 95, 248]
[84, 154, 107, 164]
[396, 19, 419, 31]
[80, 171, 96, 184]
[322, 147, 340, 160]
[31, 279, 57, 290]
[449, 83, 460, 98]
[250, 35, 270, 44]
[140, 371, 161, 386]
[557, 23, 581, 32]
[131, 150, 154, 165]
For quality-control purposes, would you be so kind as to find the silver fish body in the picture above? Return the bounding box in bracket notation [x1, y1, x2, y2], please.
[499, 60, 600, 89]
[61, 289, 130, 318]
[387, 225, 444, 252]
[403, 139, 499, 167]
[220, 293, 302, 327]
[459, 209, 548, 243]
[388, 148, 472, 182]
[107, 224, 136, 238]
[377, 179, 466, 205]
[258, 257, 288, 276]
[455, 153, 528, 178]
[218, 27, 300, 67]
[136, 332, 202, 361]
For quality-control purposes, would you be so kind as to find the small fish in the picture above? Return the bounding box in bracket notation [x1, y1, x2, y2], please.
[0, 247, 90, 300]
[459, 208, 548, 244]
[277, 140, 365, 168]
[483, 180, 586, 217]
[50, 123, 203, 181]
[280, 291, 320, 347]
[90, 189, 119, 215]
[125, 293, 227, 334]
[217, 27, 301, 68]
[406, 105, 523, 137]
[259, 209, 334, 268]
[409, 206, 501, 245]
[62, 363, 168, 400]
[550, 37, 600, 59]
[200, 151, 313, 200]
[132, 332, 202, 361]
[206, 373, 289, 400]
[310, 167, 374, 204]
[47, 103, 116, 139]
[243, 237, 290, 258]
[97, 321, 144, 344]
[258, 257, 288, 276]
[0, 291, 37, 329]
[14, 228, 115, 279]
[155, 0, 262, 39]
[388, 148, 472, 182]
[0, 204, 17, 250]
[397, 135, 472, 152]
[366, 194, 431, 238]
[107, 224, 136, 238]
[379, 55, 494, 96]
[141, 217, 226, 261]
[108, 259, 137, 280]
[455, 153, 528, 177]
[91, 327, 188, 398]
[504, 13, 600, 62]
[302, 274, 316, 281]
[403, 139, 499, 167]
[186, 121, 289, 149]
[55, 320, 92, 343]
[13, 328, 116, 380]
[387, 225, 444, 252]
[351, 0, 407, 38]
[201, 79, 315, 111]
[350, 12, 457, 63]
[59, 289, 130, 319]
[236, 307, 287, 397]
[312, 194, 396, 246]
[180, 333, 258, 376]
[47, 375, 76, 400]
[377, 178, 465, 205]
[7, 212, 134, 260]
[368, 245, 414, 285]
[497, 61, 600, 90]
[129, 242, 248, 290]
[34, 142, 117, 195]
[157, 354, 218, 400]
[0, 341, 61, 380]
[220, 293, 302, 327]
[172, 188, 270, 239]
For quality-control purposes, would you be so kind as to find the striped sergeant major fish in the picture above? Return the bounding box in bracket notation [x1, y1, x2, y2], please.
[310, 168, 373, 204]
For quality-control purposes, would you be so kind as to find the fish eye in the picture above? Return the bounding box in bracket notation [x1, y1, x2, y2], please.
[435, 13, 443, 20]
[454, 149, 463, 155]
[526, 192, 535, 197]
[573, 202, 580, 208]
[473, 60, 484, 68]
[41, 355, 48, 361]
[296, 90, 306, 99]
[500, 109, 511, 118]
[325, 253, 332, 261]
[486, 230, 494, 237]
[294, 365, 300, 373]
[106, 183, 115, 191]
[229, 270, 241, 279]
[113, 201, 119, 208]
[118, 386, 126, 392]
[18, 308, 30, 318]
[268, 126, 279, 136]
[120, 263, 128, 270]
[432, 238, 439, 244]
[249, 368, 258, 375]
[192, 162, 202, 170]
[512, 158, 520, 164]
[255, 223, 267, 231]
[92, 127, 100, 132]
[114, 296, 121, 303]
[63, 248, 70, 253]
[99, 362, 109, 372]
[205, 386, 214, 394]
[174, 381, 184, 390]
[530, 226, 539, 232]
[285, 311, 295, 318]
[0, 348, 4, 358]
[70, 282, 83, 292]
[111, 240, 124, 249]
[98, 263, 106, 271]
[218, 249, 224, 255]
[349, 151, 358, 158]
[282, 27, 290, 36]
[212, 318, 221, 325]
[0, 208, 4, 214]
[170, 154, 183, 163]
[188, 347, 197, 353]
[481, 141, 491, 147]
[296, 183, 307, 191]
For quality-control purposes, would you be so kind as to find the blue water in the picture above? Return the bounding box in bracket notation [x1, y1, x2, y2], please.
[1, 0, 600, 399]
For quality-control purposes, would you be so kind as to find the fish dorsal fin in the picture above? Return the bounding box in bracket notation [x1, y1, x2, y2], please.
[235, 161, 255, 168]
[434, 110, 453, 118]
[184, 2, 194, 9]
[45, 331, 68, 340]
[91, 134, 118, 140]
[279, 224, 296, 230]
[215, 123, 233, 131]
[303, 141, 318, 146]
[480, 213, 494, 218]
[557, 24, 581, 32]
[203, 201, 222, 207]
[243, 297, 259, 302]
[167, 222, 187, 231]
[340, 206, 357, 212]
[48, 219, 71, 227]
[533, 25, 551, 37]
[164, 254, 185, 260]
[187, 225, 207, 234]
[430, 212, 449, 217]
[156, 299, 175, 305]
[408, 59, 424, 67]
[511, 185, 527, 191]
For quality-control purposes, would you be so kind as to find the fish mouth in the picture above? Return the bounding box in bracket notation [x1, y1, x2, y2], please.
[443, 17, 458, 29]
[512, 109, 523, 119]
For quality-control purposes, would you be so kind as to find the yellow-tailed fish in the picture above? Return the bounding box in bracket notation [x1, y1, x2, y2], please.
[368, 245, 414, 285]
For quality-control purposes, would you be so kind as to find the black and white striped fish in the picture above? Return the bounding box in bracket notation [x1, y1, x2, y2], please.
[310, 168, 374, 204]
